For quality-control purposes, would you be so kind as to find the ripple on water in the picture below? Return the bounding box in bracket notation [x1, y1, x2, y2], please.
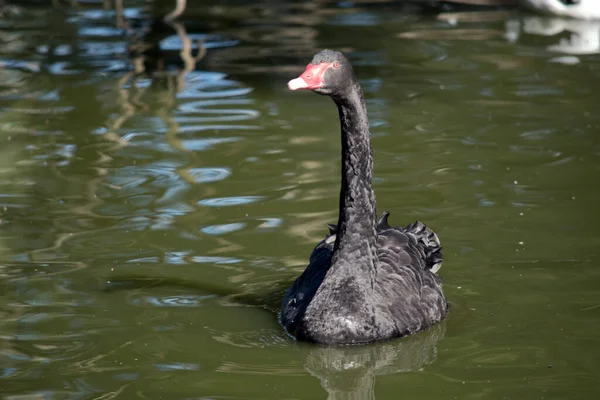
[153, 362, 201, 372]
[181, 137, 242, 151]
[0, 59, 40, 73]
[71, 7, 146, 22]
[256, 217, 282, 229]
[110, 163, 187, 190]
[211, 329, 291, 349]
[187, 167, 231, 183]
[519, 128, 556, 140]
[36, 44, 73, 56]
[191, 256, 242, 265]
[198, 196, 264, 207]
[0, 262, 85, 280]
[77, 26, 123, 37]
[201, 222, 246, 235]
[130, 294, 217, 308]
[177, 125, 258, 133]
[119, 252, 243, 266]
[176, 99, 259, 122]
[113, 372, 140, 381]
[160, 34, 239, 51]
[200, 217, 281, 235]
[328, 12, 380, 27]
[215, 361, 305, 376]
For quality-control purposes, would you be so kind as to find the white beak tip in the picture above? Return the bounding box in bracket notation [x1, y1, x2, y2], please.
[288, 77, 308, 91]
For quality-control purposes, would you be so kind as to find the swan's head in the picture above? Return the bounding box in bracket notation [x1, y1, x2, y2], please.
[288, 49, 355, 96]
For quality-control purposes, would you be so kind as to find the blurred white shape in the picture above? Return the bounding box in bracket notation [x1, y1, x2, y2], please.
[506, 15, 600, 55]
[521, 0, 600, 20]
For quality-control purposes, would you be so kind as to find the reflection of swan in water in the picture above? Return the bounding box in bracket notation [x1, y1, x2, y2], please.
[521, 0, 600, 20]
[304, 323, 446, 400]
[506, 15, 600, 57]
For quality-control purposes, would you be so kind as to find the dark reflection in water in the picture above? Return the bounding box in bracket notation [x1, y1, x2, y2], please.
[305, 324, 445, 400]
[1, 0, 600, 399]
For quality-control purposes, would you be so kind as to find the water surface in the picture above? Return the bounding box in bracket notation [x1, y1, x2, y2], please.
[1, 1, 599, 399]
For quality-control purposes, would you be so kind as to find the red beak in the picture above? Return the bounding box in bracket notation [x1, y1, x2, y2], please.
[288, 62, 333, 91]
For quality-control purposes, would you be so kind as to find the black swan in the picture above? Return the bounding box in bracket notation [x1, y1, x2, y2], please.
[280, 49, 448, 346]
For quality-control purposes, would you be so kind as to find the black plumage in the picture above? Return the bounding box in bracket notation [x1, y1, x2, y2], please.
[280, 50, 448, 346]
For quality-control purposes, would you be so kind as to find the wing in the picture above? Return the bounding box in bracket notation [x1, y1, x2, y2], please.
[377, 211, 442, 273]
[279, 228, 335, 336]
[375, 211, 447, 333]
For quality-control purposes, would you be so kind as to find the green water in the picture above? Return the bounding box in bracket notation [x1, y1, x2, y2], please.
[1, 1, 599, 399]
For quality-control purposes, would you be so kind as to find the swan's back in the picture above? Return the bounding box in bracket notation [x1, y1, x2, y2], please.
[280, 211, 447, 343]
[374, 213, 447, 336]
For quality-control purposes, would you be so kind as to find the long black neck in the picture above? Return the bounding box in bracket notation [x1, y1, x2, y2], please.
[331, 82, 378, 272]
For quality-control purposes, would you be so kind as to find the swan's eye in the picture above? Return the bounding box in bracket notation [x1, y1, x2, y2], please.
[306, 74, 312, 79]
[333, 61, 339, 69]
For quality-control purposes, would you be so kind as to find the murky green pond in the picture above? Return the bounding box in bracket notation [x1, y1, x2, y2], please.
[1, 1, 599, 399]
